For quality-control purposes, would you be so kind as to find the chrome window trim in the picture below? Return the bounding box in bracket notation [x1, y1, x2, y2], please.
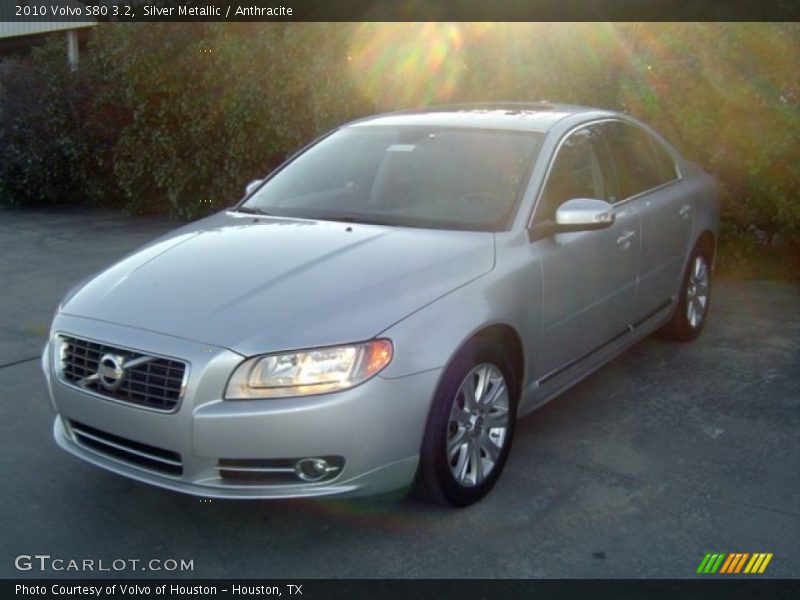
[649, 130, 683, 182]
[53, 331, 191, 415]
[526, 117, 684, 229]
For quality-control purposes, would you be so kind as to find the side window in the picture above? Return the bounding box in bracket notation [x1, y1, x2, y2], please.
[651, 137, 679, 183]
[602, 122, 664, 199]
[536, 127, 609, 223]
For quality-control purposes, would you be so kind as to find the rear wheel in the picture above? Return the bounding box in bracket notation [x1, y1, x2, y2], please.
[660, 243, 712, 342]
[415, 338, 518, 507]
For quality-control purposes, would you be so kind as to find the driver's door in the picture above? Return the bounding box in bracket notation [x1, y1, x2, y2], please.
[532, 125, 640, 377]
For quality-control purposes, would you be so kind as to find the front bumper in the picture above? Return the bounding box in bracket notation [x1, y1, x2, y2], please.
[46, 314, 441, 499]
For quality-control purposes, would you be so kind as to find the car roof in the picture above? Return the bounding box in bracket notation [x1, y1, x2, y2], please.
[346, 102, 617, 133]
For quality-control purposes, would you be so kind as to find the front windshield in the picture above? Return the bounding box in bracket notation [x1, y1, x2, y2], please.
[241, 126, 542, 231]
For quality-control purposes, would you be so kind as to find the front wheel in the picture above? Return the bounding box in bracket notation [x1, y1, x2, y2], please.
[659, 244, 712, 342]
[415, 338, 518, 507]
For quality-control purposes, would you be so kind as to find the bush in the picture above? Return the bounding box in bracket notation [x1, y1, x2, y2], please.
[83, 23, 372, 218]
[0, 42, 121, 209]
[1, 22, 798, 240]
[613, 23, 800, 239]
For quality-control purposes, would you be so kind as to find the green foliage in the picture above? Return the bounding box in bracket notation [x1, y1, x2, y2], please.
[613, 23, 800, 239]
[1, 22, 797, 240]
[0, 40, 121, 208]
[78, 23, 371, 218]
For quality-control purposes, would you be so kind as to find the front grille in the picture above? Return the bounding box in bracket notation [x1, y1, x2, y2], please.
[69, 420, 183, 477]
[58, 335, 186, 411]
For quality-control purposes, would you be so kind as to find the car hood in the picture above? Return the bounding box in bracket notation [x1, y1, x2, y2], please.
[62, 211, 495, 356]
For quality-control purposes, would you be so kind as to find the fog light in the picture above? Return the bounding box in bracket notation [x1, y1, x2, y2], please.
[295, 457, 338, 482]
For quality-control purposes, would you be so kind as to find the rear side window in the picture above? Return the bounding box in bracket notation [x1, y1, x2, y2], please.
[602, 122, 672, 199]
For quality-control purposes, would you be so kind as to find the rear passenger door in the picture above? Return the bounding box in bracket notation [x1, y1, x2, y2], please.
[600, 121, 691, 322]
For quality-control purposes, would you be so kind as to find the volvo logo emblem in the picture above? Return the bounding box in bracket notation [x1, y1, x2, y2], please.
[72, 347, 155, 392]
[97, 354, 126, 391]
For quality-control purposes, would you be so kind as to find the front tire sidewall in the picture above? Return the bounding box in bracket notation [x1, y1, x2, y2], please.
[418, 338, 518, 507]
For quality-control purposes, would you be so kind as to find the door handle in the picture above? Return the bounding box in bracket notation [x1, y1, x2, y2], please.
[679, 204, 692, 220]
[617, 230, 636, 248]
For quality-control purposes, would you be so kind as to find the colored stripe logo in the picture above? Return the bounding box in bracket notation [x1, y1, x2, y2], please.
[697, 553, 773, 574]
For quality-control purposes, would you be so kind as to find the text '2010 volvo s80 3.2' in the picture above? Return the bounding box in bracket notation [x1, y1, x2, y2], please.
[43, 103, 719, 506]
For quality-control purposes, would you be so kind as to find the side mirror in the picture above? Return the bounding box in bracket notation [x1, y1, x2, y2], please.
[245, 179, 264, 196]
[554, 198, 615, 232]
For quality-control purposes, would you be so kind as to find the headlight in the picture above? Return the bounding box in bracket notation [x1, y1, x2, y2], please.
[224, 339, 393, 399]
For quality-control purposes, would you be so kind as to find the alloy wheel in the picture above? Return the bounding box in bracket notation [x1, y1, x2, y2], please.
[686, 255, 710, 329]
[446, 363, 510, 487]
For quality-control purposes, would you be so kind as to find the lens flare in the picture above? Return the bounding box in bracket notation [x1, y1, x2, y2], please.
[347, 23, 464, 109]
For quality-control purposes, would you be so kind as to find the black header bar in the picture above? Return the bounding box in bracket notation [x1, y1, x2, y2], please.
[2, 0, 799, 23]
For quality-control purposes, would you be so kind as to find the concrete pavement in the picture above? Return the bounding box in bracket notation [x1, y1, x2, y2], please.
[1, 207, 798, 578]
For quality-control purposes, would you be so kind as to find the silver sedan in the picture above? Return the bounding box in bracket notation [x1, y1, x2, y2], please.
[42, 103, 719, 506]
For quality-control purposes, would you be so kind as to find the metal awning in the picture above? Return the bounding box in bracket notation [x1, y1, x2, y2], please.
[0, 21, 96, 40]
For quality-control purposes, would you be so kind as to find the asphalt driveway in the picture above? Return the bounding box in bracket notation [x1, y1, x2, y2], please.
[1, 207, 798, 578]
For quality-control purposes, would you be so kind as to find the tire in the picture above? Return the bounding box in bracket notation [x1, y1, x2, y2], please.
[415, 338, 518, 507]
[659, 242, 713, 342]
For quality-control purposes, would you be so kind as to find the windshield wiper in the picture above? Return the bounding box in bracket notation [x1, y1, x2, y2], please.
[315, 213, 395, 226]
[236, 208, 394, 226]
[234, 206, 275, 216]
